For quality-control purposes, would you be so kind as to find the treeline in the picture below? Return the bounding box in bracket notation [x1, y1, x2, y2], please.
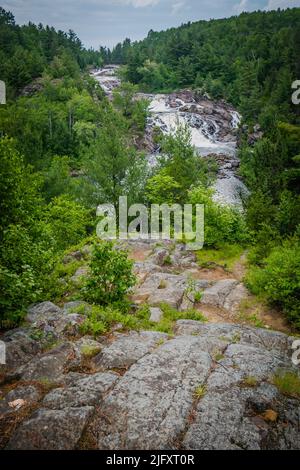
[111, 9, 300, 123]
[0, 7, 102, 97]
[0, 9, 149, 326]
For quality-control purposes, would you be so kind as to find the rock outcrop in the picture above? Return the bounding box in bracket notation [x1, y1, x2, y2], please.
[0, 241, 298, 450]
[1, 312, 299, 450]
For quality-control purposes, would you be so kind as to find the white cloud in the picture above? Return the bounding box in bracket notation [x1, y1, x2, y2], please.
[234, 0, 248, 13]
[171, 1, 186, 15]
[123, 0, 160, 7]
[265, 0, 300, 9]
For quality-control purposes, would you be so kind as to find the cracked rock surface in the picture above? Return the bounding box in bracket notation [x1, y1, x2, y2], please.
[0, 241, 298, 450]
[1, 316, 299, 450]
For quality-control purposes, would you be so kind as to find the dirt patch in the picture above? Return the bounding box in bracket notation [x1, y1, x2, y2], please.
[188, 267, 231, 281]
[259, 307, 290, 334]
[195, 304, 234, 324]
[234, 296, 291, 334]
[128, 248, 152, 262]
[231, 253, 248, 281]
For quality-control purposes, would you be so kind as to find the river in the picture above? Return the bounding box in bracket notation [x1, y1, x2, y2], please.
[91, 66, 249, 206]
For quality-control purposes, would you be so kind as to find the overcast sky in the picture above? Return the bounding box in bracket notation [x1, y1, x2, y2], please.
[1, 0, 300, 49]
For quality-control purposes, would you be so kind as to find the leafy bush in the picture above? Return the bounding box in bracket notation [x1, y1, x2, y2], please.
[188, 185, 249, 247]
[155, 125, 215, 203]
[83, 241, 136, 306]
[146, 171, 181, 204]
[80, 304, 142, 337]
[0, 264, 40, 328]
[45, 195, 91, 251]
[246, 241, 300, 327]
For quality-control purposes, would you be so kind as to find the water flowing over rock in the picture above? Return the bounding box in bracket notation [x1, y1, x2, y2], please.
[91, 66, 249, 206]
[144, 91, 249, 206]
[91, 65, 121, 96]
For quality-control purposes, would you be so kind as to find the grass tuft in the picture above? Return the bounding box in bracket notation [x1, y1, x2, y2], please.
[273, 371, 300, 398]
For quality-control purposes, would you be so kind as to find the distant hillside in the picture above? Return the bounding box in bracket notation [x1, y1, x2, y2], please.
[0, 7, 102, 97]
[106, 8, 300, 124]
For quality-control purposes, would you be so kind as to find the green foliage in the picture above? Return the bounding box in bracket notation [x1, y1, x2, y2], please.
[146, 171, 181, 204]
[0, 7, 101, 97]
[46, 50, 80, 80]
[0, 264, 39, 328]
[83, 242, 136, 306]
[80, 304, 142, 337]
[0, 137, 43, 235]
[115, 8, 299, 126]
[188, 185, 248, 247]
[79, 111, 148, 208]
[146, 126, 216, 207]
[246, 240, 300, 327]
[43, 156, 73, 201]
[193, 385, 207, 399]
[273, 371, 300, 398]
[196, 243, 244, 270]
[113, 82, 149, 134]
[0, 138, 92, 326]
[158, 125, 203, 201]
[45, 195, 91, 251]
[0, 138, 49, 326]
[0, 79, 103, 169]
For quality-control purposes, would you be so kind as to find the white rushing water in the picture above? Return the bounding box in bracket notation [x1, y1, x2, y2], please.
[148, 95, 238, 157]
[146, 93, 248, 206]
[91, 65, 121, 94]
[91, 66, 248, 206]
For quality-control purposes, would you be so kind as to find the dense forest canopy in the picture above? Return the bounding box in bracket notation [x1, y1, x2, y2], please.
[108, 8, 300, 122]
[0, 6, 102, 98]
[0, 7, 299, 329]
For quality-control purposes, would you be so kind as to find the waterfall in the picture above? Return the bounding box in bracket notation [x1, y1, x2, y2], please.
[91, 67, 249, 207]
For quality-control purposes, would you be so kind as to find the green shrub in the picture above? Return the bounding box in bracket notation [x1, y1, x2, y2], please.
[188, 185, 249, 247]
[0, 223, 56, 327]
[80, 304, 139, 337]
[83, 241, 136, 306]
[246, 240, 300, 327]
[146, 171, 181, 204]
[45, 195, 91, 252]
[0, 264, 39, 328]
[196, 242, 244, 270]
